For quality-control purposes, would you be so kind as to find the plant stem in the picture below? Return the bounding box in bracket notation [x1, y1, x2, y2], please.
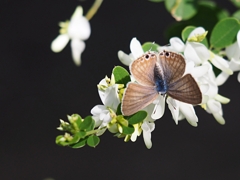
[85, 0, 103, 20]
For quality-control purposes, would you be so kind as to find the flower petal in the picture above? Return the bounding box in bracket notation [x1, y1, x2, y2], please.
[167, 98, 180, 124]
[214, 94, 230, 104]
[118, 50, 132, 66]
[184, 42, 209, 65]
[213, 112, 225, 125]
[130, 38, 144, 59]
[189, 27, 206, 38]
[51, 34, 69, 52]
[216, 72, 229, 86]
[210, 52, 233, 75]
[179, 102, 198, 127]
[142, 121, 155, 149]
[151, 95, 165, 120]
[70, 39, 85, 66]
[226, 41, 240, 60]
[169, 37, 185, 52]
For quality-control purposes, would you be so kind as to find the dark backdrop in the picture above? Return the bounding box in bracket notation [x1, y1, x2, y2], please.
[1, 1, 240, 179]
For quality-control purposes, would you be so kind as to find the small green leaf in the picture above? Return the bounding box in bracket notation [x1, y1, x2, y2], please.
[87, 135, 100, 148]
[127, 111, 147, 125]
[71, 139, 87, 148]
[210, 17, 240, 49]
[142, 42, 160, 52]
[233, 10, 240, 21]
[181, 26, 195, 41]
[122, 125, 135, 135]
[76, 131, 86, 138]
[68, 134, 81, 145]
[165, 0, 198, 21]
[79, 116, 94, 131]
[113, 66, 131, 86]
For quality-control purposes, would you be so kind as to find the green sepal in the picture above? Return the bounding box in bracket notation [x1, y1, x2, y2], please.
[79, 116, 94, 131]
[127, 111, 147, 125]
[142, 42, 160, 52]
[87, 135, 100, 148]
[71, 138, 87, 148]
[210, 17, 240, 49]
[113, 66, 131, 87]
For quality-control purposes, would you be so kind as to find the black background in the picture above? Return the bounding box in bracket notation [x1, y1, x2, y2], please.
[1, 0, 240, 179]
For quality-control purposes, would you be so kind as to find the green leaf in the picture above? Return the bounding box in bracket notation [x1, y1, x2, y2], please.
[127, 111, 147, 125]
[79, 116, 94, 131]
[142, 42, 160, 52]
[231, 0, 240, 8]
[181, 26, 195, 41]
[68, 134, 81, 145]
[181, 26, 209, 48]
[122, 125, 135, 135]
[71, 139, 87, 148]
[87, 135, 100, 148]
[116, 103, 122, 115]
[233, 10, 240, 21]
[165, 0, 198, 21]
[113, 66, 131, 86]
[76, 131, 86, 138]
[210, 17, 240, 49]
[165, 2, 229, 40]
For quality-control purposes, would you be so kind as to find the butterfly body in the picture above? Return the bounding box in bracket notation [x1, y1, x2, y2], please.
[121, 50, 202, 116]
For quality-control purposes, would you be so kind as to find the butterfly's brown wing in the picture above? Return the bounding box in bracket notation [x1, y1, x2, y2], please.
[167, 74, 202, 105]
[158, 50, 186, 85]
[121, 82, 158, 116]
[130, 52, 157, 86]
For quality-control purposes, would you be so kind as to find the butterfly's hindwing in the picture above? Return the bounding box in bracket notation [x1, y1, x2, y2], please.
[121, 82, 158, 116]
[167, 74, 202, 105]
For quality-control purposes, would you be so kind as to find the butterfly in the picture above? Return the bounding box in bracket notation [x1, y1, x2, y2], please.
[121, 50, 202, 116]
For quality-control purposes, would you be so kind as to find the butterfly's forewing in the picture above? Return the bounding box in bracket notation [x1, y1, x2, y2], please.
[130, 52, 157, 86]
[158, 51, 186, 85]
[121, 82, 158, 116]
[167, 74, 202, 105]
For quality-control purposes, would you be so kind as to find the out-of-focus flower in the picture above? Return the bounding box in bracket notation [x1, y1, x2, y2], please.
[51, 6, 91, 66]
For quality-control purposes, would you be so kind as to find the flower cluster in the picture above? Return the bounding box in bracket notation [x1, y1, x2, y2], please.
[56, 26, 239, 149]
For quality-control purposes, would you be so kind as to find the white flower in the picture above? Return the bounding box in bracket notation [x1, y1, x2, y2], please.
[142, 120, 155, 149]
[198, 62, 230, 124]
[51, 6, 91, 66]
[216, 30, 240, 85]
[91, 75, 120, 135]
[118, 37, 144, 66]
